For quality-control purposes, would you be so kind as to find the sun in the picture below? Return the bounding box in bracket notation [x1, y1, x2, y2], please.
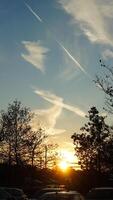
[60, 149, 78, 163]
[58, 160, 69, 171]
[58, 149, 79, 170]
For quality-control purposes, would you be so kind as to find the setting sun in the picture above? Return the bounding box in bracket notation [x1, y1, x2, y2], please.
[57, 149, 80, 170]
[58, 160, 69, 171]
[60, 150, 76, 163]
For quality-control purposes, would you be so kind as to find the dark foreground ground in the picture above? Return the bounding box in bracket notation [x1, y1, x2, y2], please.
[0, 164, 113, 197]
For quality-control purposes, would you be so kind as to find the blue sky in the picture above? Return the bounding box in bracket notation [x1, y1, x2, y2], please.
[1, 0, 113, 157]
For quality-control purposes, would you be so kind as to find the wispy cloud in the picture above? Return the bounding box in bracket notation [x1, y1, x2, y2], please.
[21, 41, 49, 72]
[59, 65, 79, 81]
[102, 49, 113, 60]
[34, 88, 86, 117]
[31, 87, 65, 135]
[59, 0, 113, 44]
[32, 104, 65, 135]
[100, 2, 113, 19]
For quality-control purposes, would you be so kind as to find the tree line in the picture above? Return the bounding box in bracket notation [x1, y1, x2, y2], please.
[1, 60, 113, 175]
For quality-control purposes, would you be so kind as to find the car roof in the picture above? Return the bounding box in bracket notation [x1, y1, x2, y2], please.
[33, 187, 66, 198]
[42, 188, 65, 190]
[86, 187, 113, 200]
[92, 187, 113, 190]
[39, 191, 83, 200]
[0, 188, 13, 198]
[0, 187, 23, 191]
[40, 191, 80, 195]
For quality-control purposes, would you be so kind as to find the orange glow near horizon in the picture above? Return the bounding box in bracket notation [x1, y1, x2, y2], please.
[57, 149, 79, 171]
[58, 160, 69, 171]
[59, 149, 78, 165]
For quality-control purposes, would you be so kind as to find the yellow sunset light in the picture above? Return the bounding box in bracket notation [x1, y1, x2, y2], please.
[58, 160, 69, 171]
[60, 150, 75, 163]
[57, 149, 79, 170]
[60, 149, 78, 163]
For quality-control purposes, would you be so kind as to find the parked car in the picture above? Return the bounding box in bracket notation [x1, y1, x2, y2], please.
[32, 187, 66, 199]
[5, 188, 28, 200]
[37, 191, 84, 200]
[0, 187, 15, 200]
[85, 187, 113, 200]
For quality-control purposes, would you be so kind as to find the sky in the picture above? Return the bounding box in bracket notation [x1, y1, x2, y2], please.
[1, 0, 113, 163]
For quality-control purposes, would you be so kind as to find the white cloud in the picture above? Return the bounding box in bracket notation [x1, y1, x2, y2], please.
[34, 88, 86, 117]
[21, 41, 49, 72]
[59, 65, 79, 81]
[101, 112, 107, 117]
[100, 2, 113, 19]
[102, 49, 113, 60]
[31, 104, 65, 135]
[58, 0, 113, 44]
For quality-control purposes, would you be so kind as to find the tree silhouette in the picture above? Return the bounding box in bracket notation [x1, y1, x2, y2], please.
[33, 143, 59, 169]
[0, 100, 47, 166]
[43, 143, 59, 168]
[26, 128, 46, 167]
[0, 100, 33, 165]
[71, 107, 113, 172]
[0, 100, 59, 168]
[95, 60, 113, 114]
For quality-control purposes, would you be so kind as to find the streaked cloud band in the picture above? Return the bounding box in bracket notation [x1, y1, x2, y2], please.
[34, 89, 86, 117]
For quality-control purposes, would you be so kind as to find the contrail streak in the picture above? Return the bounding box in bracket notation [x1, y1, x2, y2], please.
[35, 89, 86, 117]
[25, 3, 43, 22]
[24, 3, 90, 77]
[56, 40, 87, 74]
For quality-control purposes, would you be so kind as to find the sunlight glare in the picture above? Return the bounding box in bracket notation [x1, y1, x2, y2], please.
[58, 160, 68, 171]
[60, 149, 77, 163]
